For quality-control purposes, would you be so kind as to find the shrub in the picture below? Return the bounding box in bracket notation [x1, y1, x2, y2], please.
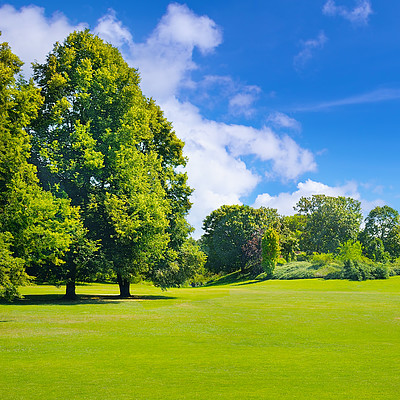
[343, 260, 371, 281]
[342, 260, 389, 281]
[273, 262, 315, 280]
[295, 252, 308, 261]
[310, 252, 336, 267]
[314, 264, 342, 278]
[261, 228, 280, 277]
[372, 264, 390, 279]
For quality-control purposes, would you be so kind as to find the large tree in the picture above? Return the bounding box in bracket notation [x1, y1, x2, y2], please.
[0, 36, 84, 299]
[295, 195, 362, 254]
[202, 205, 279, 273]
[30, 30, 191, 296]
[360, 205, 400, 259]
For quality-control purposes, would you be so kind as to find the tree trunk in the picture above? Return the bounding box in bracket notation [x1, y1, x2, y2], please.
[117, 274, 131, 298]
[64, 281, 77, 300]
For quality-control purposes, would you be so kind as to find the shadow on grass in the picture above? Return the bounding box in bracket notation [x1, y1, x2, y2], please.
[233, 279, 266, 286]
[1, 293, 176, 306]
[206, 270, 266, 287]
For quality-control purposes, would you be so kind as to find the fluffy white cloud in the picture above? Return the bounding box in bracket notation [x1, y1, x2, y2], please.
[162, 98, 316, 233]
[323, 0, 372, 25]
[94, 10, 133, 48]
[267, 112, 301, 131]
[294, 31, 327, 69]
[228, 85, 261, 117]
[253, 179, 384, 216]
[122, 3, 222, 101]
[0, 4, 86, 75]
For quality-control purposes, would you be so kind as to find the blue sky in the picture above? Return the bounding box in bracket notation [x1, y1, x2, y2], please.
[1, 0, 399, 236]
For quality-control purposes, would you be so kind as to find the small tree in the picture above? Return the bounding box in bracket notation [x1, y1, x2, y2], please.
[261, 228, 280, 277]
[336, 240, 364, 263]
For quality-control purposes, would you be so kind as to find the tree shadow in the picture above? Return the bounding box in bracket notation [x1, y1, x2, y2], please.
[206, 270, 264, 287]
[0, 293, 176, 306]
[233, 279, 266, 286]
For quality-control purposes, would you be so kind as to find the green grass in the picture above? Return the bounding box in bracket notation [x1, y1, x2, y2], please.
[1, 278, 400, 399]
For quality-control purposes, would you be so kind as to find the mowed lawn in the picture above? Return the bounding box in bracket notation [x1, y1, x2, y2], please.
[1, 278, 400, 399]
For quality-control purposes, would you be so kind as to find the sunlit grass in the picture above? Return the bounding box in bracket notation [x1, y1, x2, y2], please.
[1, 278, 400, 399]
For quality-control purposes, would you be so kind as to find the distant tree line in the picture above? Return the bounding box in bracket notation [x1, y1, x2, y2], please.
[200, 197, 400, 280]
[0, 31, 206, 301]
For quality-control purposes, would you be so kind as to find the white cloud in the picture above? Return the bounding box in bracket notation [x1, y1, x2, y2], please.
[253, 179, 384, 216]
[122, 3, 222, 101]
[267, 112, 301, 131]
[228, 85, 261, 117]
[294, 31, 327, 69]
[323, 0, 373, 25]
[0, 4, 86, 75]
[94, 9, 133, 48]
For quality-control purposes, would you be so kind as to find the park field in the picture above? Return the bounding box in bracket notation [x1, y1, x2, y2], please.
[1, 278, 400, 399]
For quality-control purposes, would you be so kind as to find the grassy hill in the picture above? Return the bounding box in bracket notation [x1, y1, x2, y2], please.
[1, 278, 400, 399]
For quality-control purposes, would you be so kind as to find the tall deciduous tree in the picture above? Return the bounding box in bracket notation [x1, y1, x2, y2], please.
[30, 31, 191, 296]
[360, 205, 400, 259]
[202, 205, 279, 273]
[295, 195, 362, 254]
[0, 36, 84, 299]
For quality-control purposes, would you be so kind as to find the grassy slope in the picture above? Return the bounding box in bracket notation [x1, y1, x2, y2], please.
[1, 278, 400, 399]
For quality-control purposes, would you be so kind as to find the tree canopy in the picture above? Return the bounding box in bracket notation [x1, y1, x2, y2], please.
[202, 205, 280, 273]
[0, 35, 85, 299]
[29, 30, 193, 297]
[295, 195, 362, 254]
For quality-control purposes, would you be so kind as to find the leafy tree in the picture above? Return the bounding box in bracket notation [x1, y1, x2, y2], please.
[279, 218, 299, 262]
[144, 100, 194, 288]
[362, 237, 388, 262]
[261, 228, 280, 277]
[30, 31, 191, 297]
[202, 205, 279, 273]
[336, 240, 364, 263]
[295, 195, 362, 254]
[360, 206, 400, 259]
[0, 232, 26, 300]
[150, 238, 207, 288]
[0, 35, 86, 299]
[242, 228, 264, 275]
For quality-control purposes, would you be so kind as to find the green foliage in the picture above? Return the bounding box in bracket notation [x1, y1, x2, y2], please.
[261, 228, 280, 277]
[0, 232, 27, 300]
[0, 35, 88, 299]
[310, 252, 336, 266]
[342, 259, 389, 281]
[30, 31, 191, 294]
[336, 240, 364, 262]
[360, 206, 400, 259]
[273, 262, 315, 280]
[150, 238, 207, 289]
[361, 237, 389, 262]
[202, 205, 279, 273]
[296, 195, 362, 254]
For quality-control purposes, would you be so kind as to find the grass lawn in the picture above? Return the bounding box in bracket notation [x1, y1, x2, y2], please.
[1, 278, 400, 399]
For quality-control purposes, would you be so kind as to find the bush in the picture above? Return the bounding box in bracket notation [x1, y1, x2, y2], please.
[372, 264, 390, 279]
[310, 252, 336, 267]
[314, 264, 342, 278]
[342, 260, 389, 281]
[295, 252, 308, 261]
[343, 260, 371, 281]
[273, 262, 315, 280]
[324, 269, 344, 280]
